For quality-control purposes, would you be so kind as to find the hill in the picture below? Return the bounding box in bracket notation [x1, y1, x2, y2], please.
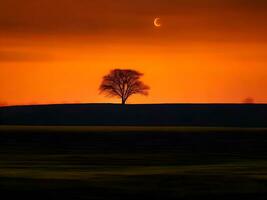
[0, 104, 267, 127]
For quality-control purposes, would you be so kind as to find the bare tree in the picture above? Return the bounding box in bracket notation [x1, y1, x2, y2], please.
[100, 69, 150, 104]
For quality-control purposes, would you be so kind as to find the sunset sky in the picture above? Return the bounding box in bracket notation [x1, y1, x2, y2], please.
[0, 0, 267, 105]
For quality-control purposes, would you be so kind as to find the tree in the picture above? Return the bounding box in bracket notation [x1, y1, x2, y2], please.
[100, 69, 150, 104]
[243, 97, 255, 104]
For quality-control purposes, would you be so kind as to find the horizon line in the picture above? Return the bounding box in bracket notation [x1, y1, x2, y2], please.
[1, 102, 266, 108]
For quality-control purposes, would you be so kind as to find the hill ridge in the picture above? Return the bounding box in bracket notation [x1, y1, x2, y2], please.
[0, 104, 267, 127]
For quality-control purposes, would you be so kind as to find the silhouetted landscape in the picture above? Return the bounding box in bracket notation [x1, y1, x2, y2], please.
[1, 0, 267, 199]
[0, 104, 267, 199]
[1, 103, 267, 127]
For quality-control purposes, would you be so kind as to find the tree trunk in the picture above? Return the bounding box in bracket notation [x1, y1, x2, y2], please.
[122, 98, 126, 105]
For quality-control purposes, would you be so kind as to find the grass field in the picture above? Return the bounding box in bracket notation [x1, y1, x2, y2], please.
[0, 126, 266, 199]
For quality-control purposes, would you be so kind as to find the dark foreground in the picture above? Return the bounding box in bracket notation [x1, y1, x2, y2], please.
[1, 104, 267, 127]
[0, 126, 267, 200]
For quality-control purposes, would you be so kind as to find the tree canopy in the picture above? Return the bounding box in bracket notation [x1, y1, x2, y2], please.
[100, 69, 150, 104]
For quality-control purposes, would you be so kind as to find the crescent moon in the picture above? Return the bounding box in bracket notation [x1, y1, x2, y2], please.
[154, 18, 161, 27]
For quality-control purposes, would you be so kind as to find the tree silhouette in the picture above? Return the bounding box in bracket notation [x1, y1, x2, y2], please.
[100, 69, 150, 104]
[243, 97, 255, 104]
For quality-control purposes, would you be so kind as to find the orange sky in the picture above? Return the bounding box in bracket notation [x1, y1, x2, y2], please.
[0, 0, 267, 105]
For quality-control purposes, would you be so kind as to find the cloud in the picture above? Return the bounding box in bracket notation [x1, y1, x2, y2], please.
[0, 50, 53, 62]
[0, 0, 266, 43]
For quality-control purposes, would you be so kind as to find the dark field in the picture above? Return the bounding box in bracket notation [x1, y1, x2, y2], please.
[0, 126, 267, 200]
